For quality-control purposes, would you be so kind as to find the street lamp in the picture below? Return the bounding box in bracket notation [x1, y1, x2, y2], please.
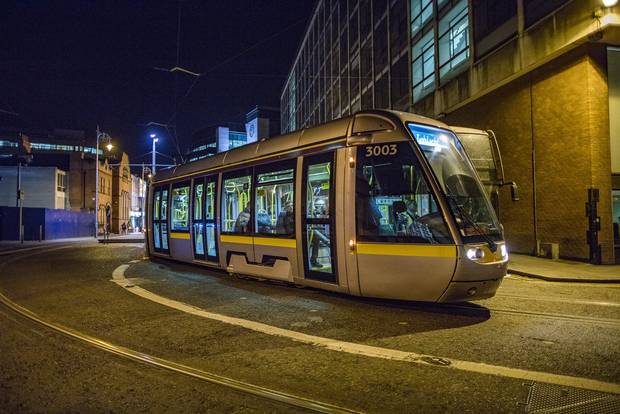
[150, 133, 159, 175]
[95, 126, 113, 238]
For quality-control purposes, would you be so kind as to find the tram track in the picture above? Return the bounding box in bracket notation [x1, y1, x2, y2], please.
[0, 247, 360, 414]
[0, 289, 360, 414]
[438, 303, 620, 328]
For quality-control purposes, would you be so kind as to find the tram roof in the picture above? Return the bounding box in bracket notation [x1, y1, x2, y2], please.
[153, 110, 450, 183]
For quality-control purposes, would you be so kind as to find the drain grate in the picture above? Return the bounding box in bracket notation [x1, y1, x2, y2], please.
[525, 382, 620, 413]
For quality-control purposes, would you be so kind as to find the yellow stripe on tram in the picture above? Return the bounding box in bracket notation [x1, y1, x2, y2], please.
[253, 237, 296, 248]
[170, 232, 191, 240]
[356, 243, 456, 258]
[220, 235, 296, 248]
[220, 235, 254, 245]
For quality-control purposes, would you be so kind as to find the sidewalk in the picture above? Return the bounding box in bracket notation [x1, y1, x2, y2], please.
[0, 237, 98, 255]
[0, 233, 144, 255]
[97, 232, 144, 244]
[508, 253, 620, 283]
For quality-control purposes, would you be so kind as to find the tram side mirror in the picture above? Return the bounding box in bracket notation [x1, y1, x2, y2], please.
[508, 182, 519, 201]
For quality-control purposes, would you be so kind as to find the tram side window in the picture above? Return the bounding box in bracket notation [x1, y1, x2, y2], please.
[171, 184, 190, 231]
[356, 142, 452, 244]
[222, 173, 252, 233]
[255, 167, 295, 236]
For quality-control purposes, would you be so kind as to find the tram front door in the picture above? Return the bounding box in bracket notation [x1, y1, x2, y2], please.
[301, 152, 338, 284]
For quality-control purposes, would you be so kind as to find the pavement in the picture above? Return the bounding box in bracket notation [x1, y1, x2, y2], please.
[508, 253, 620, 283]
[0, 232, 143, 254]
[97, 232, 145, 244]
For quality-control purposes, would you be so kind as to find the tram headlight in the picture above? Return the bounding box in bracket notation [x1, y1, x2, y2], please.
[466, 247, 485, 261]
[500, 244, 508, 259]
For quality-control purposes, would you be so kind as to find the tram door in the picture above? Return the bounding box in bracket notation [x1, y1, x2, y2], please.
[192, 177, 218, 262]
[301, 152, 337, 283]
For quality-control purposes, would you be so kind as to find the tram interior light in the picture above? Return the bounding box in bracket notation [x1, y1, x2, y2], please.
[602, 0, 617, 7]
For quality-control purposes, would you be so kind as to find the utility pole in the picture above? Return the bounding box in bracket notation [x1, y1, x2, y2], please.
[95, 126, 100, 238]
[16, 132, 31, 244]
[16, 155, 22, 243]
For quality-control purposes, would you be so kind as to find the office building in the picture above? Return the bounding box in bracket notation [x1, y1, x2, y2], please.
[281, 0, 620, 263]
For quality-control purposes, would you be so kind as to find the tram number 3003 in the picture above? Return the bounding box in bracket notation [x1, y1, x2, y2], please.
[365, 144, 398, 157]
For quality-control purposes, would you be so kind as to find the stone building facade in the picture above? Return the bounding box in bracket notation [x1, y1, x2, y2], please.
[111, 152, 131, 234]
[281, 0, 620, 263]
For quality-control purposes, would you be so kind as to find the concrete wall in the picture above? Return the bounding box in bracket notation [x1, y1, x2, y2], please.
[445, 46, 614, 263]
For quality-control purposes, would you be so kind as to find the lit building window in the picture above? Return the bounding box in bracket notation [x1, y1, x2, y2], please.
[438, 0, 469, 80]
[411, 0, 433, 36]
[412, 30, 435, 103]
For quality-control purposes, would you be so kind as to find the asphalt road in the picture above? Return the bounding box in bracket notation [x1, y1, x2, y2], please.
[1, 243, 619, 413]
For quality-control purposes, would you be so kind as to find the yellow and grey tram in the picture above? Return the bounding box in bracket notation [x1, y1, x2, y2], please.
[147, 110, 508, 302]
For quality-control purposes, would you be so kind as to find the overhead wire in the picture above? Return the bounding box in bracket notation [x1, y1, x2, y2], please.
[162, 14, 311, 161]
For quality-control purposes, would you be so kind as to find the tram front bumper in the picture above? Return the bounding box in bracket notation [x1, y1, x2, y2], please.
[438, 277, 504, 302]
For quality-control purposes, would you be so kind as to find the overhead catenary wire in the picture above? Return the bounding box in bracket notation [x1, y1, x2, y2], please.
[160, 14, 310, 150]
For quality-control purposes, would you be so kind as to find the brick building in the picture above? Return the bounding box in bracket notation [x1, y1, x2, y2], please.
[280, 0, 620, 263]
[111, 152, 131, 233]
[69, 153, 113, 233]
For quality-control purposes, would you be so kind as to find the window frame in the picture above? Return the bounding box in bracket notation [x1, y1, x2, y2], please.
[354, 141, 453, 244]
[221, 168, 254, 235]
[170, 181, 191, 232]
[253, 159, 297, 238]
[412, 29, 436, 103]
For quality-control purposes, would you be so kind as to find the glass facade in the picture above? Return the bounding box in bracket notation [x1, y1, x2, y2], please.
[281, 0, 473, 131]
[281, 0, 410, 134]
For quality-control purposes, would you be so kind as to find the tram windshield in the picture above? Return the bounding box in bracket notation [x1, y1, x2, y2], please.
[407, 123, 502, 242]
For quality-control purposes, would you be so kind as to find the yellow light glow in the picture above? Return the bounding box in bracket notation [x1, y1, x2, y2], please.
[106, 143, 113, 151]
[602, 0, 618, 7]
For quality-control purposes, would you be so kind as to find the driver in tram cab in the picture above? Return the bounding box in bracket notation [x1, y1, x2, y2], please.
[310, 198, 330, 269]
[398, 199, 434, 242]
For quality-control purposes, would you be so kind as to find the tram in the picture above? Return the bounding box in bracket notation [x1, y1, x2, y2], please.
[146, 110, 508, 302]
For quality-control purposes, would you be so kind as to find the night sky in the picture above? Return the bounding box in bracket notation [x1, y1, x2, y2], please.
[1, 1, 315, 164]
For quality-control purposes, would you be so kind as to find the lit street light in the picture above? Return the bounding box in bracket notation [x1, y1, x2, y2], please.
[95, 126, 113, 238]
[150, 133, 159, 175]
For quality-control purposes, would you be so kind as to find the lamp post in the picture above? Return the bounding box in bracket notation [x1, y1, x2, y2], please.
[95, 126, 113, 238]
[150, 133, 159, 175]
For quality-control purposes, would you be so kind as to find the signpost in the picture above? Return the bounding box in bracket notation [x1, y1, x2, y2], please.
[17, 133, 32, 243]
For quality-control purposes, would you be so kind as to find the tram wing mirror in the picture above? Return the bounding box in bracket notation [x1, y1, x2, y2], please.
[506, 181, 519, 201]
[347, 133, 373, 146]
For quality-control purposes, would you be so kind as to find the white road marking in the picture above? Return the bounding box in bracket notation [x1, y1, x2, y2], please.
[112, 263, 620, 395]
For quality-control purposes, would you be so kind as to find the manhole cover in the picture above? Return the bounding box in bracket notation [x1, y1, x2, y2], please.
[525, 383, 620, 413]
